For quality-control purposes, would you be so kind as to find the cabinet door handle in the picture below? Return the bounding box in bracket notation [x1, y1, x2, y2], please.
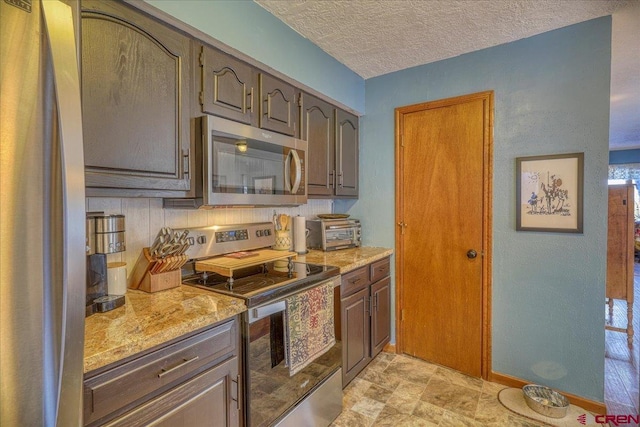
[157, 355, 199, 378]
[247, 88, 254, 112]
[231, 374, 240, 410]
[338, 171, 344, 187]
[374, 294, 379, 311]
[329, 170, 334, 188]
[182, 149, 190, 179]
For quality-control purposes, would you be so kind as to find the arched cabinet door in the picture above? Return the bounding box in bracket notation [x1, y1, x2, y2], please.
[259, 73, 298, 137]
[199, 45, 255, 126]
[301, 93, 335, 197]
[81, 0, 193, 196]
[335, 109, 359, 197]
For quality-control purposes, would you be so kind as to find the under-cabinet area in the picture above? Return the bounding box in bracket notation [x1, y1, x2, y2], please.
[80, 0, 359, 201]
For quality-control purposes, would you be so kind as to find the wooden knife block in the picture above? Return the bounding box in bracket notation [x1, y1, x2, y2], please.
[128, 248, 181, 293]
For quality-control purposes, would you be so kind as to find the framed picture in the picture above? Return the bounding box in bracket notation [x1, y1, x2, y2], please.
[516, 152, 584, 233]
[253, 176, 275, 195]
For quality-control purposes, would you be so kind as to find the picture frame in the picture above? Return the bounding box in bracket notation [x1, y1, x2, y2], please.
[253, 176, 275, 195]
[516, 152, 584, 233]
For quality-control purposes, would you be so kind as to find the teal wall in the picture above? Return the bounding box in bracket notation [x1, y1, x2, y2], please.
[348, 18, 611, 402]
[144, 0, 365, 113]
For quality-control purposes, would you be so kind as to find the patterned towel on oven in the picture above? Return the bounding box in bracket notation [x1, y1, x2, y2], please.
[284, 279, 336, 376]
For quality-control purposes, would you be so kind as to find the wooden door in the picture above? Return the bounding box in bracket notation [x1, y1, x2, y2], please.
[81, 0, 192, 195]
[199, 45, 255, 126]
[606, 184, 635, 300]
[341, 287, 371, 386]
[301, 93, 335, 196]
[259, 73, 297, 136]
[335, 110, 359, 197]
[371, 277, 391, 357]
[396, 91, 493, 378]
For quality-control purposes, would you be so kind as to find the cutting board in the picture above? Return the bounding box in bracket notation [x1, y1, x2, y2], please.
[195, 249, 297, 277]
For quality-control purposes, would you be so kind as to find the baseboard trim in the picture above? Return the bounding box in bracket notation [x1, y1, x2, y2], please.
[488, 371, 607, 414]
[382, 343, 397, 353]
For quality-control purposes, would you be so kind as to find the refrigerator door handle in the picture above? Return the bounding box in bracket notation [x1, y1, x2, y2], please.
[42, 1, 86, 426]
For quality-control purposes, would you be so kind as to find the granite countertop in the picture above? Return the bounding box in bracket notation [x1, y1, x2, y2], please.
[84, 285, 246, 374]
[299, 247, 393, 273]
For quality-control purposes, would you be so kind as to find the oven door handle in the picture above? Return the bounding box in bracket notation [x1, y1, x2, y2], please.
[249, 301, 286, 323]
[326, 224, 356, 230]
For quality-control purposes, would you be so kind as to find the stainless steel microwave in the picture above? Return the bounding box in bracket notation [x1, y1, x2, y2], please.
[165, 115, 307, 208]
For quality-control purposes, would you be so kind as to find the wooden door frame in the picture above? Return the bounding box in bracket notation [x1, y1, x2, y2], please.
[394, 90, 494, 379]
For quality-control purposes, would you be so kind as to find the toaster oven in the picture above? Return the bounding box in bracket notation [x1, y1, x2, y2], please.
[306, 218, 361, 251]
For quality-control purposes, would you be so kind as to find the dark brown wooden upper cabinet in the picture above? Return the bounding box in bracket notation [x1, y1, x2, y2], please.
[259, 73, 298, 136]
[335, 109, 359, 197]
[301, 93, 335, 197]
[81, 0, 193, 196]
[199, 45, 255, 125]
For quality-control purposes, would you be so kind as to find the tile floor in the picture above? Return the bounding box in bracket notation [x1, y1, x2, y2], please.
[332, 352, 547, 427]
[329, 265, 640, 427]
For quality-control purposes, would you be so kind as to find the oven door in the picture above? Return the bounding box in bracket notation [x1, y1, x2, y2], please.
[202, 115, 307, 206]
[247, 293, 341, 427]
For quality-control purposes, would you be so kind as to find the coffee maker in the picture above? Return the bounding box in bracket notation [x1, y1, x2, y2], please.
[86, 212, 126, 316]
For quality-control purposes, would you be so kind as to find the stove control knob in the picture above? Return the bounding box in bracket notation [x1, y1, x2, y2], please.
[197, 235, 207, 244]
[264, 229, 271, 236]
[257, 230, 263, 237]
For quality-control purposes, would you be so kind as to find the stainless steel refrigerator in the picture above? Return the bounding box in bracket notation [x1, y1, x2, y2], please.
[1, 1, 86, 426]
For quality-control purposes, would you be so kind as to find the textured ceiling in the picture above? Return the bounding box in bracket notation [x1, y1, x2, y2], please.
[255, 0, 630, 79]
[255, 0, 639, 149]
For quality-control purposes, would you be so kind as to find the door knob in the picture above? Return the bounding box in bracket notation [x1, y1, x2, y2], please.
[466, 249, 478, 259]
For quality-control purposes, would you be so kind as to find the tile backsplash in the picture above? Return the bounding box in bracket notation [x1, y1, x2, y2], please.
[86, 198, 333, 278]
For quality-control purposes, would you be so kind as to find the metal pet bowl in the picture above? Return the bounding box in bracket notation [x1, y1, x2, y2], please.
[522, 384, 569, 418]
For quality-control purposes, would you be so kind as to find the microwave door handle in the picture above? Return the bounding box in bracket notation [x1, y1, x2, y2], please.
[284, 151, 292, 192]
[290, 150, 302, 194]
[284, 150, 302, 194]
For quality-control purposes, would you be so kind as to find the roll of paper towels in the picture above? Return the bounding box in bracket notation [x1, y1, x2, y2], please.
[107, 262, 127, 295]
[293, 216, 308, 254]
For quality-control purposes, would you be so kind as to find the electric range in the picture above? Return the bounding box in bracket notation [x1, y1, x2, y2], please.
[176, 222, 343, 427]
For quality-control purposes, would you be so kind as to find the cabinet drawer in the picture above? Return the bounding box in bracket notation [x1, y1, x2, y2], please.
[84, 319, 236, 425]
[341, 266, 369, 297]
[103, 356, 239, 427]
[370, 257, 390, 283]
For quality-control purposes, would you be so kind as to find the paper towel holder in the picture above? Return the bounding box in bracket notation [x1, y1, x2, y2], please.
[293, 215, 309, 254]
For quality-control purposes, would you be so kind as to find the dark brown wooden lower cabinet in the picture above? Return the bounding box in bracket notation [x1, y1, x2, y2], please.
[105, 357, 239, 427]
[84, 318, 241, 426]
[371, 277, 391, 357]
[340, 256, 391, 387]
[341, 287, 371, 386]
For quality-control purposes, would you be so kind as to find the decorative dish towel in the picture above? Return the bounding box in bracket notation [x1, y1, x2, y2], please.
[284, 280, 335, 376]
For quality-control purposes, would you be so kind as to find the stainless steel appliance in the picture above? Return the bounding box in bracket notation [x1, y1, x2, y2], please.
[1, 1, 86, 426]
[306, 218, 362, 251]
[93, 214, 126, 254]
[180, 223, 342, 427]
[85, 213, 126, 315]
[164, 116, 308, 208]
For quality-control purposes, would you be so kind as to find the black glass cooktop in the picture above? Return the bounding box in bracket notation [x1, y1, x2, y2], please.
[183, 262, 339, 307]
